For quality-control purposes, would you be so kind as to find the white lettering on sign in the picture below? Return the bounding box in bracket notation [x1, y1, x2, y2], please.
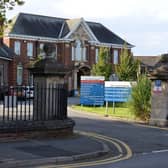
[105, 81, 132, 88]
[81, 76, 105, 81]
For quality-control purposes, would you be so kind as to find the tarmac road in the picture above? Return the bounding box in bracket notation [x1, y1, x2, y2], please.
[68, 107, 168, 168]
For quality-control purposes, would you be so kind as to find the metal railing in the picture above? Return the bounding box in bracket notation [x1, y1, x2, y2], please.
[0, 84, 68, 122]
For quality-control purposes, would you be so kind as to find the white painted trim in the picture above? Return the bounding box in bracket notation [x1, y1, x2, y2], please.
[89, 41, 134, 49]
[58, 22, 65, 38]
[64, 18, 98, 42]
[81, 18, 99, 41]
[8, 34, 134, 49]
[0, 57, 12, 61]
[8, 34, 72, 43]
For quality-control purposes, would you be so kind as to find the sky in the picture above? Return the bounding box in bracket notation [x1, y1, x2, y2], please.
[6, 0, 168, 56]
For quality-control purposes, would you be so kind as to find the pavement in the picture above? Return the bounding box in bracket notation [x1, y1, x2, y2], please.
[0, 97, 111, 168]
[0, 131, 111, 168]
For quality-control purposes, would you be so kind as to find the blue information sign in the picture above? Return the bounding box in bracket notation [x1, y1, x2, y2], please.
[104, 82, 132, 102]
[80, 76, 105, 106]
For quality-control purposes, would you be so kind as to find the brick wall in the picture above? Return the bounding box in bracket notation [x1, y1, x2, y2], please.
[4, 37, 123, 86]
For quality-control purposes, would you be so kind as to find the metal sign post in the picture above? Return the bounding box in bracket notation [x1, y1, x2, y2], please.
[105, 101, 108, 117]
[113, 101, 115, 114]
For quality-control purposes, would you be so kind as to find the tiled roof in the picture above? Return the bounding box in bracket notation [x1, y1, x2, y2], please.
[0, 43, 13, 60]
[10, 13, 65, 38]
[134, 56, 161, 66]
[87, 22, 130, 45]
[9, 13, 133, 46]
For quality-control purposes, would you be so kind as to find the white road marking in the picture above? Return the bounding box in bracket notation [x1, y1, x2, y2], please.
[152, 149, 168, 154]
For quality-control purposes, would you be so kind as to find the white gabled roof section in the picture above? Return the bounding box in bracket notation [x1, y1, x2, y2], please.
[64, 18, 99, 42]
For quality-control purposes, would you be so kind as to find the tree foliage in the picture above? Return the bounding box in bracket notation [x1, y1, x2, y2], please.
[115, 43, 139, 81]
[91, 47, 112, 80]
[0, 0, 24, 36]
[130, 75, 151, 121]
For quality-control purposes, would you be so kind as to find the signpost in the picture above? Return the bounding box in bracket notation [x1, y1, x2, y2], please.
[104, 81, 132, 116]
[80, 76, 105, 106]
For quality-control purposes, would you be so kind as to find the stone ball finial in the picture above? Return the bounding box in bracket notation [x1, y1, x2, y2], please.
[43, 43, 55, 57]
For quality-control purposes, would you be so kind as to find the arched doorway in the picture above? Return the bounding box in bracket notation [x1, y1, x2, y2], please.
[77, 65, 91, 91]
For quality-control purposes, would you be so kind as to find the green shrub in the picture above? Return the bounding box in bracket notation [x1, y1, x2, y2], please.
[130, 75, 151, 121]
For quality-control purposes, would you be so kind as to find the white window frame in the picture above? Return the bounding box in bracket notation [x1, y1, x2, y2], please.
[113, 49, 119, 64]
[95, 48, 99, 63]
[17, 64, 23, 85]
[39, 43, 45, 58]
[27, 42, 33, 57]
[71, 45, 75, 61]
[82, 47, 86, 61]
[14, 41, 21, 55]
[75, 40, 82, 61]
[51, 45, 57, 60]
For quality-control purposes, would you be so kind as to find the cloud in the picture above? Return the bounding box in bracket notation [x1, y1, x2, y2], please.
[129, 32, 168, 55]
[6, 0, 168, 55]
[52, 0, 168, 20]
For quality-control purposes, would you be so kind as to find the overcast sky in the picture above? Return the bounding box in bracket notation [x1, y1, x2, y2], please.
[6, 0, 168, 56]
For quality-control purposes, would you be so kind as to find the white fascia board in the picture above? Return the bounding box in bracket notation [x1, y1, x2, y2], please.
[0, 57, 12, 61]
[64, 18, 99, 42]
[89, 41, 134, 49]
[8, 34, 72, 43]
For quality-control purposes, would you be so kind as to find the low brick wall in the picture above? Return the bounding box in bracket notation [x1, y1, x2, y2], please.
[0, 118, 75, 137]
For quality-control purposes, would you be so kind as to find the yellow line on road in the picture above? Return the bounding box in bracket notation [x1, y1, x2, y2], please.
[45, 131, 132, 168]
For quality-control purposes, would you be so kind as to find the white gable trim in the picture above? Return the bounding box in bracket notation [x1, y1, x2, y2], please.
[58, 22, 65, 38]
[64, 18, 98, 42]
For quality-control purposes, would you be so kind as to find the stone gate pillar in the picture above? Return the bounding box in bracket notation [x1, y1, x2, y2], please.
[29, 43, 75, 135]
[149, 55, 168, 127]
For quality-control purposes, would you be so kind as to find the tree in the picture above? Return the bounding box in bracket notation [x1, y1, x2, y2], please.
[130, 75, 151, 121]
[91, 47, 112, 80]
[0, 0, 24, 37]
[115, 43, 139, 81]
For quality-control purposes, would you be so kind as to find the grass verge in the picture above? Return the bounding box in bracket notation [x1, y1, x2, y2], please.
[71, 103, 136, 120]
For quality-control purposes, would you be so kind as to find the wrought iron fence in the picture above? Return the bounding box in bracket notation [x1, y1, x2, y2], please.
[0, 84, 67, 122]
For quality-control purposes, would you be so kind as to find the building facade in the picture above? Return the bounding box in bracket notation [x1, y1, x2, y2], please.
[0, 40, 13, 86]
[4, 13, 133, 95]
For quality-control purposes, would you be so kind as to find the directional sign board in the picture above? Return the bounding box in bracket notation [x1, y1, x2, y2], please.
[104, 81, 132, 102]
[80, 76, 105, 106]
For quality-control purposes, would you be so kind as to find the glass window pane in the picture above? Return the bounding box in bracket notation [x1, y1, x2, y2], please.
[71, 46, 75, 61]
[27, 42, 33, 57]
[14, 41, 21, 55]
[75, 40, 82, 61]
[95, 48, 99, 63]
[113, 49, 119, 64]
[17, 64, 23, 85]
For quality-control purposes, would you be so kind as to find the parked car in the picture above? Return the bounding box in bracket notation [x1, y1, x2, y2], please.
[9, 86, 34, 99]
[23, 86, 34, 99]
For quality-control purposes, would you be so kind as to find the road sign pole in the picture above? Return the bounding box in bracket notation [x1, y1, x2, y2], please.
[105, 101, 108, 117]
[113, 101, 115, 114]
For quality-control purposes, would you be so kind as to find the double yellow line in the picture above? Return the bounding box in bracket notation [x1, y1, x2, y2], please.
[48, 130, 132, 168]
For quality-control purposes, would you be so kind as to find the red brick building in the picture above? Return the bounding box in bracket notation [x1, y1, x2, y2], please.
[4, 13, 133, 94]
[0, 40, 14, 87]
